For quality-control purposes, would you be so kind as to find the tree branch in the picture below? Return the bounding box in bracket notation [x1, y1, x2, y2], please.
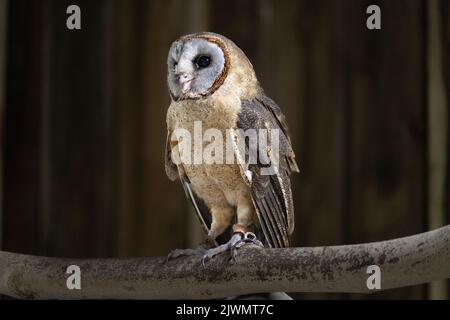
[0, 225, 449, 299]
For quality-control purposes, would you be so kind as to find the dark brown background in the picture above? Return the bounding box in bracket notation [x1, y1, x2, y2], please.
[0, 0, 448, 299]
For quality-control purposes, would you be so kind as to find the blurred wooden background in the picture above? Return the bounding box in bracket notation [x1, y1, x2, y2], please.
[0, 0, 448, 299]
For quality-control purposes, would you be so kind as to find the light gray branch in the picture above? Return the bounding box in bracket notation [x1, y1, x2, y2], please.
[0, 225, 449, 299]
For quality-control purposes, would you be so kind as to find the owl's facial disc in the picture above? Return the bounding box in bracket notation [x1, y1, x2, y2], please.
[168, 38, 227, 101]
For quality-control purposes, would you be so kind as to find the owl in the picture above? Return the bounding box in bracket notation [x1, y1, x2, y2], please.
[165, 32, 299, 262]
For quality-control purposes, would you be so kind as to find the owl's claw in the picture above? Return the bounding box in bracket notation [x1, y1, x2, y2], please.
[232, 232, 264, 261]
[202, 233, 242, 266]
[167, 247, 206, 262]
[166, 239, 213, 262]
[202, 232, 263, 266]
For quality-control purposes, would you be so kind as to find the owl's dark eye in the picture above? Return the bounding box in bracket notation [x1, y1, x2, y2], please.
[195, 55, 211, 69]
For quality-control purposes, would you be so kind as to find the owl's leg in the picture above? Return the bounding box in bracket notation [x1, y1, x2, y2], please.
[167, 206, 233, 261]
[202, 197, 263, 265]
[234, 195, 263, 249]
[208, 205, 235, 240]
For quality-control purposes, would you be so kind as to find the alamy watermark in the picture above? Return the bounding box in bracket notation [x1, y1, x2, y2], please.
[65, 5, 380, 31]
[170, 121, 280, 176]
[66, 265, 81, 290]
[366, 265, 381, 290]
[66, 5, 81, 30]
[366, 5, 381, 30]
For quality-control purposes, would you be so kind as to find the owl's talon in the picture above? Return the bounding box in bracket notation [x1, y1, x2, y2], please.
[201, 255, 210, 267]
[201, 231, 264, 265]
[166, 240, 212, 262]
[167, 248, 205, 262]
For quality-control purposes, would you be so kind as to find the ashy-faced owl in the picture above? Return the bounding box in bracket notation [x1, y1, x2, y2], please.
[165, 32, 299, 261]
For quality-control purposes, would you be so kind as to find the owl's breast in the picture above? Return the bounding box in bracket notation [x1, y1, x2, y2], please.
[168, 92, 240, 128]
[167, 93, 249, 206]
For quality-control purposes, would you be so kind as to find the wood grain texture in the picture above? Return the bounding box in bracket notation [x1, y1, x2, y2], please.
[46, 0, 116, 258]
[427, 0, 448, 299]
[113, 0, 189, 257]
[0, 0, 7, 251]
[3, 0, 50, 255]
[342, 0, 426, 299]
[439, 0, 450, 297]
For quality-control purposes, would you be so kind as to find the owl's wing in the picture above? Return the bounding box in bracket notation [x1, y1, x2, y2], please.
[165, 131, 229, 245]
[256, 96, 300, 173]
[165, 132, 179, 181]
[235, 95, 299, 248]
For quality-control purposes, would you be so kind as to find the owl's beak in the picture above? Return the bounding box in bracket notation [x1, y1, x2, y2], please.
[177, 72, 194, 94]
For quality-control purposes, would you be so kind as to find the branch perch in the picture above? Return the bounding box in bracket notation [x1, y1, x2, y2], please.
[0, 225, 449, 299]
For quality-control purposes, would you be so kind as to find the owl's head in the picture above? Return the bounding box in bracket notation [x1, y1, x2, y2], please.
[167, 32, 258, 101]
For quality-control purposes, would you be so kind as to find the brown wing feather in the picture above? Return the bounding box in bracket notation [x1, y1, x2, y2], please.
[237, 96, 298, 247]
[256, 95, 300, 174]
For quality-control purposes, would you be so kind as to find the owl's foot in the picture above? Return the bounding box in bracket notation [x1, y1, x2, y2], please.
[166, 237, 215, 262]
[202, 231, 263, 266]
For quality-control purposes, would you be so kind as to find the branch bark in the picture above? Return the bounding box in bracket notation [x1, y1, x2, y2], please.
[0, 225, 449, 299]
